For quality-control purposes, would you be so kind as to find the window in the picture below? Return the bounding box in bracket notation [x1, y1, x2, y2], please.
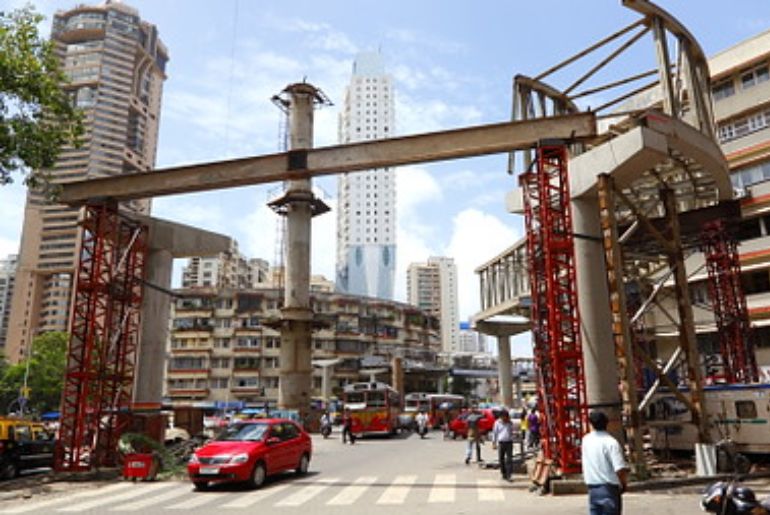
[741, 65, 769, 89]
[736, 400, 758, 419]
[712, 80, 735, 101]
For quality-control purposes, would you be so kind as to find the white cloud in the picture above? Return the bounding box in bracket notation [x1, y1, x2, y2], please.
[444, 208, 520, 320]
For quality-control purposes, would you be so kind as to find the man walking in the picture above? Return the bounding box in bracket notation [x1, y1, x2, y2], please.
[465, 407, 483, 464]
[581, 411, 628, 515]
[491, 410, 515, 481]
[341, 408, 356, 445]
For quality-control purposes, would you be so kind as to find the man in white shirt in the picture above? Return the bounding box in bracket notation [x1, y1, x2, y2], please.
[491, 410, 515, 480]
[581, 411, 628, 515]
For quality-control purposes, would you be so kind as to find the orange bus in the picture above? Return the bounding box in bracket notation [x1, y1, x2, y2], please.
[343, 382, 401, 436]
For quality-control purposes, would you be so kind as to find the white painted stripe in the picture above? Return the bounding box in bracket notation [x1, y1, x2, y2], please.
[110, 485, 192, 511]
[476, 478, 505, 502]
[326, 476, 377, 506]
[427, 474, 455, 503]
[274, 478, 338, 507]
[376, 475, 417, 505]
[164, 492, 229, 509]
[0, 482, 134, 514]
[222, 484, 290, 508]
[57, 483, 169, 512]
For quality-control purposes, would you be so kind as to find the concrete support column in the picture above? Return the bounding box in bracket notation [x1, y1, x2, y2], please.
[278, 83, 319, 421]
[497, 335, 513, 408]
[134, 248, 173, 407]
[391, 356, 404, 402]
[572, 197, 623, 436]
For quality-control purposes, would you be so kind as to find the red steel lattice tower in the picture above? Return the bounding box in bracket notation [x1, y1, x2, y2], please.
[700, 220, 758, 384]
[522, 143, 587, 474]
[55, 202, 148, 471]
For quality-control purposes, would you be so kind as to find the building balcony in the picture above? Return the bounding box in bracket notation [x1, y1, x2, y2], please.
[230, 387, 265, 397]
[232, 368, 261, 375]
[215, 308, 235, 317]
[213, 327, 234, 338]
[169, 347, 212, 354]
[233, 346, 261, 354]
[167, 388, 209, 398]
[739, 235, 770, 268]
[166, 369, 210, 378]
[234, 327, 261, 335]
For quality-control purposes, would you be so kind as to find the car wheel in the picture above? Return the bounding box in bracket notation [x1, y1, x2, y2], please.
[193, 481, 209, 491]
[248, 462, 266, 489]
[295, 453, 310, 476]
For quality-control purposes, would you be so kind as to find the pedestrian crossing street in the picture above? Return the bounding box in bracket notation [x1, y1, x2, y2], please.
[0, 474, 520, 513]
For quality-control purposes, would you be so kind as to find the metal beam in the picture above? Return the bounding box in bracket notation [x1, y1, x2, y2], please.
[59, 113, 596, 204]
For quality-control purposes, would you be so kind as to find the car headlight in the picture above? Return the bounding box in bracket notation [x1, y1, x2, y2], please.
[189, 454, 199, 464]
[230, 453, 249, 464]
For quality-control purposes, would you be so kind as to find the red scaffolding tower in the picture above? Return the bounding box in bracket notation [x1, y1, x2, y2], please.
[700, 219, 758, 384]
[521, 143, 587, 474]
[55, 202, 148, 471]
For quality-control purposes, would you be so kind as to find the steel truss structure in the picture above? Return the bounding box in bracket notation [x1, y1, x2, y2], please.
[522, 143, 586, 475]
[55, 202, 148, 472]
[700, 220, 758, 383]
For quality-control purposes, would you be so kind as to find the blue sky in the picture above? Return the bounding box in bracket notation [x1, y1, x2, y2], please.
[1, 1, 769, 355]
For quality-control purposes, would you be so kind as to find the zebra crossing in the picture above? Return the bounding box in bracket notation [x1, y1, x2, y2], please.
[0, 473, 519, 513]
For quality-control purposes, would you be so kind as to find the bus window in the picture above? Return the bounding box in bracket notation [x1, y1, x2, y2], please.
[368, 391, 386, 407]
[346, 392, 365, 404]
[736, 400, 757, 419]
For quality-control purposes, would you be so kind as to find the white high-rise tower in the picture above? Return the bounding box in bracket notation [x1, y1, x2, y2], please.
[336, 52, 396, 299]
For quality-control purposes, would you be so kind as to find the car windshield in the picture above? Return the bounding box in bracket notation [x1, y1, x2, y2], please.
[217, 423, 269, 442]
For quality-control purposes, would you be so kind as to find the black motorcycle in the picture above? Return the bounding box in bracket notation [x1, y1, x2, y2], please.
[701, 480, 770, 514]
[320, 424, 332, 439]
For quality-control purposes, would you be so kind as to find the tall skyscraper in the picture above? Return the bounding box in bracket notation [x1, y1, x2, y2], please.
[5, 1, 167, 362]
[407, 257, 460, 353]
[0, 255, 18, 353]
[336, 52, 396, 299]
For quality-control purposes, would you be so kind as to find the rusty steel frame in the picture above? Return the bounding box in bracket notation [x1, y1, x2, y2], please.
[55, 202, 148, 471]
[522, 144, 587, 475]
[700, 220, 758, 384]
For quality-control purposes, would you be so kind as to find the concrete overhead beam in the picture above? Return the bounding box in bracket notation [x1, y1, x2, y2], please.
[136, 215, 232, 257]
[59, 113, 596, 204]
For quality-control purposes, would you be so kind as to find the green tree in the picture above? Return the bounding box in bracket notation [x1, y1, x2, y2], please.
[0, 331, 68, 415]
[0, 5, 82, 190]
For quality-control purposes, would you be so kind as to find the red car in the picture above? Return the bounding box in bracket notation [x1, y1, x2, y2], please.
[448, 408, 505, 439]
[188, 418, 311, 490]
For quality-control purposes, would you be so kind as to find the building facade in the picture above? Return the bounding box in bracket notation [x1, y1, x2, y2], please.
[165, 287, 440, 407]
[407, 257, 460, 353]
[182, 241, 269, 290]
[336, 52, 396, 299]
[458, 321, 486, 353]
[4, 1, 167, 362]
[0, 255, 18, 354]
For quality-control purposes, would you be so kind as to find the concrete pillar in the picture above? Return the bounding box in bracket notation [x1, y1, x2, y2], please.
[572, 197, 623, 436]
[497, 335, 513, 408]
[134, 248, 173, 407]
[391, 356, 404, 401]
[278, 83, 318, 421]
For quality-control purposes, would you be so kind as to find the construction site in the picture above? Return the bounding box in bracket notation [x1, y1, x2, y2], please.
[34, 0, 768, 489]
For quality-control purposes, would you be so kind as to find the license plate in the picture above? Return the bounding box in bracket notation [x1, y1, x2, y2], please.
[129, 462, 146, 469]
[199, 466, 219, 475]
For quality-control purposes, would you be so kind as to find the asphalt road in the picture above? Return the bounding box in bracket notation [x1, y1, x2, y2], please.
[0, 429, 726, 514]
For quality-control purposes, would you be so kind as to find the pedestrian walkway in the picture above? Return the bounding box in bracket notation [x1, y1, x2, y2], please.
[0, 473, 521, 512]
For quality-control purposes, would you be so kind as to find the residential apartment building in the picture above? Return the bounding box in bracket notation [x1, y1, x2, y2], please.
[4, 1, 167, 362]
[407, 257, 460, 353]
[182, 241, 269, 290]
[336, 52, 396, 299]
[165, 287, 440, 408]
[458, 321, 487, 354]
[0, 255, 18, 353]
